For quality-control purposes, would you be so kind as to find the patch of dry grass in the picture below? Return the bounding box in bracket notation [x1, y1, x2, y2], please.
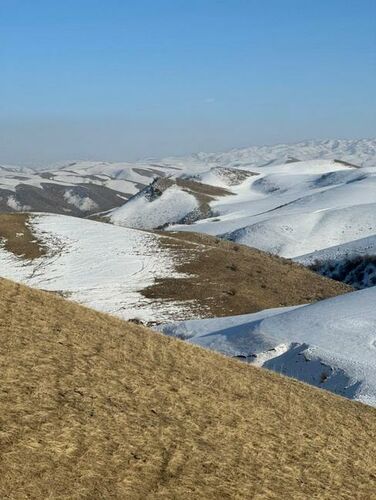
[155, 177, 233, 201]
[0, 213, 45, 259]
[0, 277, 375, 499]
[144, 231, 352, 317]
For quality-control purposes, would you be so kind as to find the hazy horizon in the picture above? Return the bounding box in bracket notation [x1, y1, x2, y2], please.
[3, 135, 376, 169]
[1, 1, 375, 165]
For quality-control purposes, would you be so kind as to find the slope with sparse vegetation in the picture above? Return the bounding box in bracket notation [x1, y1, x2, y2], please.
[145, 230, 352, 317]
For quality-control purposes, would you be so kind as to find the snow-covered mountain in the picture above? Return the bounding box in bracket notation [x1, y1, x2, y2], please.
[157, 286, 376, 406]
[175, 138, 376, 170]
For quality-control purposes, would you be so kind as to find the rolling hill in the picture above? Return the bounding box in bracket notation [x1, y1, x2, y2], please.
[0, 277, 375, 498]
[0, 213, 350, 323]
[106, 176, 234, 229]
[94, 145, 376, 294]
[169, 159, 376, 250]
[0, 160, 179, 217]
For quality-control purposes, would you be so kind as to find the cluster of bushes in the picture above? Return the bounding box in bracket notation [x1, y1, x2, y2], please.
[310, 254, 376, 289]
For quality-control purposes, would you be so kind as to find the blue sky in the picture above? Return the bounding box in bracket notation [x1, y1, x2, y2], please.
[1, 0, 375, 165]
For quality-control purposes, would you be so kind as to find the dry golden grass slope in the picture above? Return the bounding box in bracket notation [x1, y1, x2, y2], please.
[0, 277, 375, 499]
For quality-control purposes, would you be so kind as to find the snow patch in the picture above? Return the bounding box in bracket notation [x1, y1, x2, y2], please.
[109, 186, 199, 229]
[63, 190, 98, 212]
[7, 196, 30, 211]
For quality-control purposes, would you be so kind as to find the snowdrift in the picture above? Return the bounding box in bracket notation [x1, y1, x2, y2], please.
[158, 287, 376, 406]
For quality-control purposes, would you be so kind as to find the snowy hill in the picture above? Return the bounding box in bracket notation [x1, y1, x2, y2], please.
[90, 141, 376, 275]
[296, 235, 376, 289]
[0, 213, 347, 323]
[157, 286, 376, 406]
[0, 213, 191, 322]
[165, 159, 376, 280]
[107, 176, 234, 229]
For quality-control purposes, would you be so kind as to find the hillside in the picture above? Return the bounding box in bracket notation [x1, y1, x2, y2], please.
[169, 159, 376, 246]
[296, 235, 376, 289]
[0, 213, 350, 322]
[106, 176, 234, 229]
[0, 277, 375, 498]
[159, 284, 376, 405]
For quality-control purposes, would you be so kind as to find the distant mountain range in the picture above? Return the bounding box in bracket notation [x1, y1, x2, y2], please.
[1, 138, 375, 217]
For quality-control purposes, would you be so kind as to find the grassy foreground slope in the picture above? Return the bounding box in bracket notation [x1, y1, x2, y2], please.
[0, 278, 375, 499]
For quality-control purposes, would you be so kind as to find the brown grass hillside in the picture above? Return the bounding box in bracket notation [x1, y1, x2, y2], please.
[0, 277, 375, 499]
[145, 230, 352, 317]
